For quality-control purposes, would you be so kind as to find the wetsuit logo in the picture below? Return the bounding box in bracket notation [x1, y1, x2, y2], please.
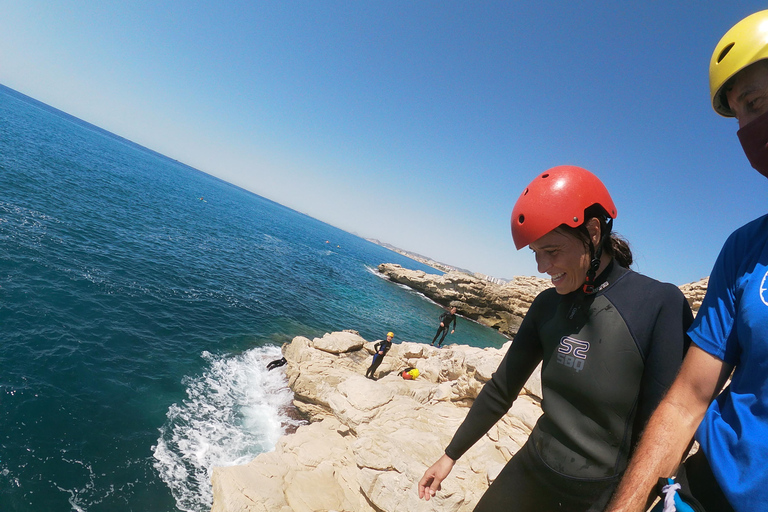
[557, 336, 590, 372]
[761, 271, 768, 307]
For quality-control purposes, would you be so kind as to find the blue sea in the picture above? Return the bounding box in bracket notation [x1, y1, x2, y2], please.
[0, 84, 508, 512]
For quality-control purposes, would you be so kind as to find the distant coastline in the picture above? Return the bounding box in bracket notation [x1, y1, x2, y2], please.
[366, 238, 508, 285]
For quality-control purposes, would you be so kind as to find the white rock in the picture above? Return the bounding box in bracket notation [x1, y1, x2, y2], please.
[311, 331, 367, 354]
[211, 332, 543, 512]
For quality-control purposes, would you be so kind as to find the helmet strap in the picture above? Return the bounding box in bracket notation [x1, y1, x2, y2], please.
[582, 218, 613, 294]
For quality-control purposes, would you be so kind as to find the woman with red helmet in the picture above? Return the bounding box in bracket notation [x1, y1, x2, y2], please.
[418, 166, 694, 511]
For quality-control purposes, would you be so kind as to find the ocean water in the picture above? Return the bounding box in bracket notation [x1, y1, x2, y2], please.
[0, 84, 509, 512]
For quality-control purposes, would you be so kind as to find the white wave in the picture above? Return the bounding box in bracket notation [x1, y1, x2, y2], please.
[153, 345, 301, 512]
[368, 264, 442, 304]
[365, 264, 390, 279]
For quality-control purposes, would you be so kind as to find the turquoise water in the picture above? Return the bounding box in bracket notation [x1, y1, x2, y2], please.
[0, 85, 508, 512]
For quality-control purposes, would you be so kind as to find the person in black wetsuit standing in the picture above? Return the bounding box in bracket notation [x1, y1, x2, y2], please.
[417, 166, 694, 512]
[366, 331, 394, 380]
[430, 306, 457, 347]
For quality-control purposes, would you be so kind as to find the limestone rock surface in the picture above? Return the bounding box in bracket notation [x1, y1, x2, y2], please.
[210, 331, 543, 512]
[678, 277, 708, 314]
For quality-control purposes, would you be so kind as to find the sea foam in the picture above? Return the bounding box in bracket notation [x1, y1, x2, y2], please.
[152, 345, 300, 511]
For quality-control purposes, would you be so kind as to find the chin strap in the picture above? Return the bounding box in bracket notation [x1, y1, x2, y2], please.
[582, 218, 613, 294]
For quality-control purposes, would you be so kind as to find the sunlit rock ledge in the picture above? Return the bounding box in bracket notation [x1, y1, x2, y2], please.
[209, 274, 709, 512]
[210, 330, 543, 512]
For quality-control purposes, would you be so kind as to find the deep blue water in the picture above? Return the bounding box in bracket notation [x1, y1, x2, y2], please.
[0, 84, 508, 512]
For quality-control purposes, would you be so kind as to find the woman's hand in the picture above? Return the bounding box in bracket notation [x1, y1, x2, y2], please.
[417, 454, 456, 501]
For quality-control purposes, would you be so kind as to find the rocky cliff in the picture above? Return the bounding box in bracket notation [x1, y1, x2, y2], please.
[378, 263, 552, 338]
[210, 331, 542, 512]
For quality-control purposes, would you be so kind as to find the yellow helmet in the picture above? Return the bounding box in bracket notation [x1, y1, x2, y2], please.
[387, 332, 394, 338]
[710, 10, 768, 117]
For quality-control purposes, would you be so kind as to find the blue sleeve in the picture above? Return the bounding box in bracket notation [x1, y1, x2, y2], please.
[688, 234, 741, 366]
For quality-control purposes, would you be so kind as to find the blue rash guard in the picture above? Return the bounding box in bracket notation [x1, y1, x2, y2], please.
[689, 214, 768, 512]
[444, 261, 693, 510]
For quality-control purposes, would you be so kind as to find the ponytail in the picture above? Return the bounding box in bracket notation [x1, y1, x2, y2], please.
[605, 233, 633, 268]
[561, 204, 634, 269]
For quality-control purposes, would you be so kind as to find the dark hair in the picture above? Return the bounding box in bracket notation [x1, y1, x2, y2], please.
[557, 205, 633, 268]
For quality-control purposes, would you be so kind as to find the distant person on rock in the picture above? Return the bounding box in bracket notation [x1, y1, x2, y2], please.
[430, 306, 457, 347]
[366, 331, 394, 380]
[417, 166, 693, 511]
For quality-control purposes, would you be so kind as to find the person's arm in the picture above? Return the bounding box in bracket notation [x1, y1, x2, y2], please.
[605, 345, 732, 512]
[417, 293, 547, 501]
[628, 288, 693, 448]
[416, 350, 536, 501]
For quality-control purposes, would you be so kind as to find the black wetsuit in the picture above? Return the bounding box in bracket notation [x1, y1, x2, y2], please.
[432, 311, 457, 346]
[366, 338, 392, 379]
[266, 357, 287, 371]
[444, 261, 693, 511]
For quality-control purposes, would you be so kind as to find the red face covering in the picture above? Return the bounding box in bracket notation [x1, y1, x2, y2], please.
[737, 108, 768, 178]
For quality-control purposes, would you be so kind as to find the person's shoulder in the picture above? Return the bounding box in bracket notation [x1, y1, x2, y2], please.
[724, 213, 768, 244]
[739, 212, 768, 231]
[613, 268, 686, 301]
[531, 286, 560, 307]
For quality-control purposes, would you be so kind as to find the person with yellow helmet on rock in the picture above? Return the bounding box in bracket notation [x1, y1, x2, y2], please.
[606, 10, 768, 512]
[365, 331, 394, 380]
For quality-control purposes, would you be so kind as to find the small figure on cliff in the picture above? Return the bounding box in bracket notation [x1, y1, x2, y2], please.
[365, 331, 394, 380]
[266, 356, 287, 371]
[430, 306, 457, 347]
[418, 166, 694, 511]
[606, 11, 768, 512]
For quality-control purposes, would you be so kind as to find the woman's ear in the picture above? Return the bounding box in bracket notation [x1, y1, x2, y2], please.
[585, 218, 602, 246]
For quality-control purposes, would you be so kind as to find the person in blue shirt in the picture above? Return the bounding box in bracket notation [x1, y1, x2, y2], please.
[606, 10, 768, 512]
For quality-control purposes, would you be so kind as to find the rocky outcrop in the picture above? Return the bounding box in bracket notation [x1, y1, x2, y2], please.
[210, 331, 543, 512]
[378, 265, 708, 336]
[678, 277, 709, 313]
[378, 263, 552, 338]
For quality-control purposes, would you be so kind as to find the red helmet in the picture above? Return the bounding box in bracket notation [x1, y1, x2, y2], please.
[510, 166, 617, 250]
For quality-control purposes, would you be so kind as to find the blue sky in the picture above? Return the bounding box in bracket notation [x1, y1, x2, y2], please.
[2, 1, 767, 285]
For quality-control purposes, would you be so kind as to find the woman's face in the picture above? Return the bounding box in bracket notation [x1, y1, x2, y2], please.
[529, 228, 591, 294]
